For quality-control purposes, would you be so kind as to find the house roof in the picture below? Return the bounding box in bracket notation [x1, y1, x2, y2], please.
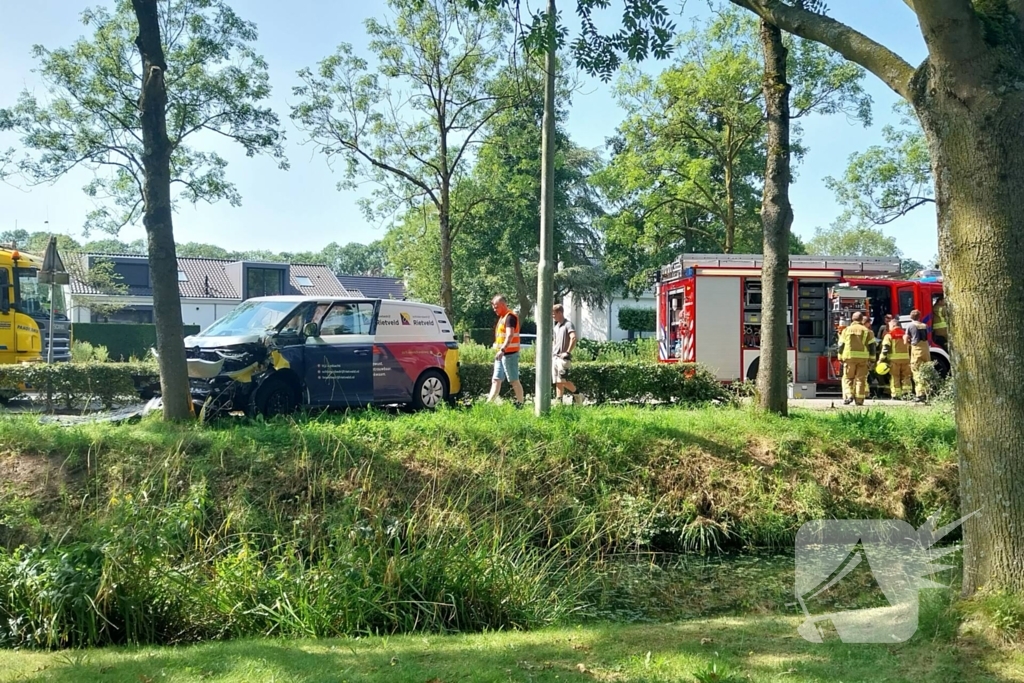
[68, 253, 350, 299]
[335, 275, 406, 300]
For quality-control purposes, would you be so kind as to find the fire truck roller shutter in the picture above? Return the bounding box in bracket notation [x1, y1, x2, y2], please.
[696, 276, 742, 381]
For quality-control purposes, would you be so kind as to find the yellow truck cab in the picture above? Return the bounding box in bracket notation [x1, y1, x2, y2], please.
[0, 245, 71, 364]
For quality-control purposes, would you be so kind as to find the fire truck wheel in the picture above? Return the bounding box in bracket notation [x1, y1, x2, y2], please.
[932, 354, 951, 380]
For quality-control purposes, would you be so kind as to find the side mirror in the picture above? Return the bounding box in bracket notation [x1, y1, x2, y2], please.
[302, 322, 320, 338]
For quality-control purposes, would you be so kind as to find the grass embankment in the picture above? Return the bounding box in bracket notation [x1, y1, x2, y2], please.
[0, 405, 958, 650]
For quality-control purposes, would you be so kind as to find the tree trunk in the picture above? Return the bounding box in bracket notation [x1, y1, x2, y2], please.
[534, 0, 557, 416]
[912, 77, 1024, 594]
[756, 20, 792, 416]
[512, 256, 532, 316]
[131, 0, 191, 421]
[438, 184, 454, 323]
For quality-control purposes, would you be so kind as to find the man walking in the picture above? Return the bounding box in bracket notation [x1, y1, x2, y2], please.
[838, 312, 875, 406]
[552, 304, 583, 405]
[486, 295, 525, 407]
[905, 309, 931, 403]
[879, 318, 912, 399]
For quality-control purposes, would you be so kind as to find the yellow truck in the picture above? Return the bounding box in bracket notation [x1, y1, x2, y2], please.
[0, 245, 71, 366]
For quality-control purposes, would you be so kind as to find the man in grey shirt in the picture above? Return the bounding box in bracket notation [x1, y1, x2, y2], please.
[552, 304, 583, 405]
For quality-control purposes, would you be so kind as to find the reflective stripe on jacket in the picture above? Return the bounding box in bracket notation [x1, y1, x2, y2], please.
[839, 323, 874, 360]
[494, 313, 521, 354]
[881, 330, 910, 361]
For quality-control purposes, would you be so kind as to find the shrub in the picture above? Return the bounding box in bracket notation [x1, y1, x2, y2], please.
[458, 360, 727, 405]
[617, 306, 656, 333]
[71, 323, 200, 362]
[0, 362, 157, 409]
[71, 340, 110, 363]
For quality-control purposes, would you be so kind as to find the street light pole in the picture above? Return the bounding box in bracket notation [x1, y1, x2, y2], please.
[535, 0, 557, 416]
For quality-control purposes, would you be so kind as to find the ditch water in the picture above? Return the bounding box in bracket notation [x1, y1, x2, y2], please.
[581, 551, 957, 624]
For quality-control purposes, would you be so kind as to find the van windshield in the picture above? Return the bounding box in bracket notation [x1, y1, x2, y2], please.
[200, 300, 299, 337]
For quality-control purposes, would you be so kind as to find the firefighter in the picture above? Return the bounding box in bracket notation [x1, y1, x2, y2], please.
[837, 312, 875, 406]
[932, 294, 949, 352]
[905, 309, 931, 402]
[879, 318, 912, 399]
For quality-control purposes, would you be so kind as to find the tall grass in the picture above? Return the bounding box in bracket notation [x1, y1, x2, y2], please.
[0, 405, 957, 648]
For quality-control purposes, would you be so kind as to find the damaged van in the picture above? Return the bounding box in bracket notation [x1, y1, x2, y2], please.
[183, 296, 460, 417]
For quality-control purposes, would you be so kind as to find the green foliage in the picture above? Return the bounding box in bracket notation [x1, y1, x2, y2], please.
[458, 360, 729, 405]
[596, 7, 871, 294]
[0, 405, 958, 649]
[961, 590, 1024, 645]
[617, 307, 656, 333]
[0, 361, 156, 409]
[463, 0, 675, 82]
[805, 215, 902, 257]
[70, 340, 110, 363]
[72, 323, 200, 362]
[0, 0, 286, 236]
[824, 101, 932, 226]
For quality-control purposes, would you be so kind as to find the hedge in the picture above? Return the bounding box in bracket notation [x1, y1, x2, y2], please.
[0, 362, 159, 410]
[71, 323, 201, 362]
[0, 359, 726, 412]
[617, 306, 656, 333]
[458, 361, 727, 404]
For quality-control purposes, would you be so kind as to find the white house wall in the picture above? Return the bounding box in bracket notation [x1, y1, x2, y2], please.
[564, 291, 658, 342]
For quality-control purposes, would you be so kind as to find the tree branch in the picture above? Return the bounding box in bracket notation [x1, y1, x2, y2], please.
[728, 0, 917, 100]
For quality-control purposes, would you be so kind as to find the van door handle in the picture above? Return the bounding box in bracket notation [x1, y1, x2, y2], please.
[353, 349, 370, 356]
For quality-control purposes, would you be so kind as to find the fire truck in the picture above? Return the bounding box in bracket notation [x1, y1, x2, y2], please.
[654, 254, 949, 396]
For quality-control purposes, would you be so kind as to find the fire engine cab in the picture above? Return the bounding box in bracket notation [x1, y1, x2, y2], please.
[655, 254, 950, 395]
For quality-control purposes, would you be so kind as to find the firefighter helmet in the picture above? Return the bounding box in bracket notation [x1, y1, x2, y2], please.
[875, 361, 890, 376]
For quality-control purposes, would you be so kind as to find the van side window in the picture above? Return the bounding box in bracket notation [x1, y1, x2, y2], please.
[321, 302, 374, 335]
[898, 289, 916, 316]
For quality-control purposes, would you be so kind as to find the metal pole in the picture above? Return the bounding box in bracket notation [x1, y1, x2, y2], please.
[47, 281, 55, 363]
[534, 0, 557, 416]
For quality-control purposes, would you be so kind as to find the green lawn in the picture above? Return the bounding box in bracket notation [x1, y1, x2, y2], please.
[2, 615, 1021, 683]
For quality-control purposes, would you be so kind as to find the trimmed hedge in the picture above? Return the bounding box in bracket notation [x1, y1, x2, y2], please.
[71, 323, 201, 362]
[0, 362, 159, 410]
[458, 361, 727, 404]
[0, 359, 726, 411]
[617, 306, 656, 333]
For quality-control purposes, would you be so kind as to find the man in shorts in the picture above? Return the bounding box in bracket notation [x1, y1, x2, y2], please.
[552, 304, 583, 405]
[486, 295, 525, 407]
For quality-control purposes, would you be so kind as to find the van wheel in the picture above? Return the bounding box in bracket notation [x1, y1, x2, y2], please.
[412, 370, 448, 410]
[253, 375, 297, 418]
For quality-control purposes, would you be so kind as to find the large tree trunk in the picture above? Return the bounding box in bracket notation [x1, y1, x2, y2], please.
[534, 0, 557, 416]
[132, 0, 191, 420]
[756, 20, 792, 416]
[913, 77, 1024, 594]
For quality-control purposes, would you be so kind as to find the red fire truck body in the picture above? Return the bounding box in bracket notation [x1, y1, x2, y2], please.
[655, 254, 949, 391]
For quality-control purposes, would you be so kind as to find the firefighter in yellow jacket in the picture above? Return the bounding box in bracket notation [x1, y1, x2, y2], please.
[838, 312, 875, 406]
[879, 318, 912, 398]
[931, 294, 948, 352]
[905, 309, 931, 402]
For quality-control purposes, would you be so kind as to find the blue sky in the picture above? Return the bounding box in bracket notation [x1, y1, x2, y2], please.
[0, 0, 936, 264]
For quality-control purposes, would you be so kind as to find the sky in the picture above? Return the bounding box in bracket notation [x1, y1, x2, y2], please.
[0, 0, 937, 264]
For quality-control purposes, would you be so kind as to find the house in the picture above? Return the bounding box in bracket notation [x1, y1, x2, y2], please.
[67, 254, 351, 328]
[561, 289, 658, 342]
[335, 274, 406, 300]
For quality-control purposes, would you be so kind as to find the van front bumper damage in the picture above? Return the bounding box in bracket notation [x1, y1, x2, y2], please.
[184, 341, 276, 417]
